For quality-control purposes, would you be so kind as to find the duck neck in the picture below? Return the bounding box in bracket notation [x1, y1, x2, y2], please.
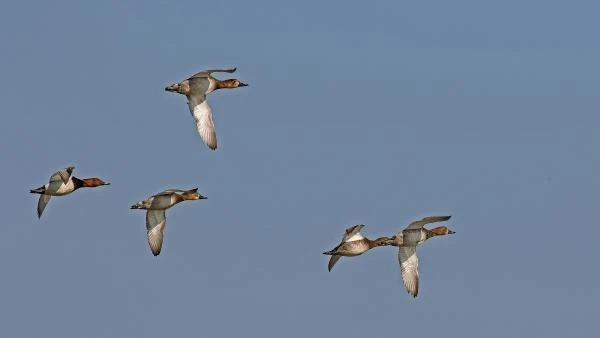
[172, 194, 186, 204]
[77, 178, 106, 188]
[179, 193, 195, 201]
[426, 227, 446, 239]
[72, 177, 85, 190]
[368, 237, 392, 248]
[215, 79, 238, 89]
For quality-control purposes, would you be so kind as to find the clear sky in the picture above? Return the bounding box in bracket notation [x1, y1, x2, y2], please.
[1, 1, 599, 337]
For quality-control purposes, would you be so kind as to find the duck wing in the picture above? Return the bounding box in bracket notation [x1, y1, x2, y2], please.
[404, 215, 451, 230]
[49, 167, 74, 185]
[36, 194, 51, 219]
[46, 167, 75, 193]
[328, 255, 342, 272]
[398, 246, 419, 297]
[159, 188, 198, 195]
[189, 67, 237, 79]
[342, 224, 365, 242]
[187, 95, 217, 150]
[146, 210, 167, 256]
[154, 189, 183, 196]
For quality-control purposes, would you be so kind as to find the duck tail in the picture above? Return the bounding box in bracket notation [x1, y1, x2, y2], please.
[30, 186, 45, 194]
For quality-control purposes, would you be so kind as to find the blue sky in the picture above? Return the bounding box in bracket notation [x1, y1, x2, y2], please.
[1, 1, 599, 337]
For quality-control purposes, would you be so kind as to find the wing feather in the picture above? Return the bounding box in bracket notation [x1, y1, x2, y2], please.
[328, 255, 342, 271]
[398, 246, 419, 297]
[49, 167, 74, 185]
[190, 100, 217, 150]
[190, 68, 237, 79]
[342, 224, 365, 242]
[37, 194, 51, 219]
[404, 216, 451, 230]
[146, 210, 166, 256]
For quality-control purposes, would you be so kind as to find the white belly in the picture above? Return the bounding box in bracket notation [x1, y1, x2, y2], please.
[47, 180, 76, 196]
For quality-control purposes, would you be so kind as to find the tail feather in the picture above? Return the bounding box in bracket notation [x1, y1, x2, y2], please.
[30, 186, 45, 194]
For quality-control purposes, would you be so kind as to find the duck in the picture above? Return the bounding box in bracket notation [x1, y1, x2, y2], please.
[130, 188, 207, 256]
[29, 166, 110, 218]
[165, 67, 248, 150]
[389, 215, 455, 297]
[323, 224, 393, 271]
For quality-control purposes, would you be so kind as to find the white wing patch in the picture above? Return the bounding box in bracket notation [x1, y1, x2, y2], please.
[192, 100, 217, 150]
[398, 246, 420, 297]
[345, 232, 365, 242]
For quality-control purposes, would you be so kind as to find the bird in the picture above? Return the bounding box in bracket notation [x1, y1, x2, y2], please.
[29, 166, 110, 218]
[323, 224, 393, 271]
[388, 216, 455, 297]
[165, 67, 248, 150]
[130, 188, 207, 256]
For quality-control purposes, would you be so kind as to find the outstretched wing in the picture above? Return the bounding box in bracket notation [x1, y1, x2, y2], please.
[49, 167, 74, 184]
[37, 194, 51, 219]
[189, 67, 237, 79]
[187, 99, 217, 150]
[156, 189, 186, 195]
[342, 224, 365, 242]
[46, 167, 74, 193]
[404, 216, 451, 230]
[146, 210, 167, 256]
[398, 246, 419, 297]
[328, 255, 342, 272]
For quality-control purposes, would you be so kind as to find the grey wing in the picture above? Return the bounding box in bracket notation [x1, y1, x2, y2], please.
[190, 99, 217, 150]
[157, 189, 187, 195]
[342, 224, 365, 242]
[146, 210, 166, 256]
[50, 166, 74, 185]
[184, 90, 217, 150]
[328, 255, 342, 272]
[404, 215, 451, 230]
[47, 167, 73, 192]
[398, 246, 419, 297]
[157, 188, 198, 195]
[37, 194, 51, 219]
[189, 67, 237, 78]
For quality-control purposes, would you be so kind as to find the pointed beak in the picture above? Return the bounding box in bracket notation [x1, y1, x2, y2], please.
[449, 230, 456, 234]
[103, 182, 110, 186]
[238, 82, 248, 87]
[199, 195, 208, 200]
